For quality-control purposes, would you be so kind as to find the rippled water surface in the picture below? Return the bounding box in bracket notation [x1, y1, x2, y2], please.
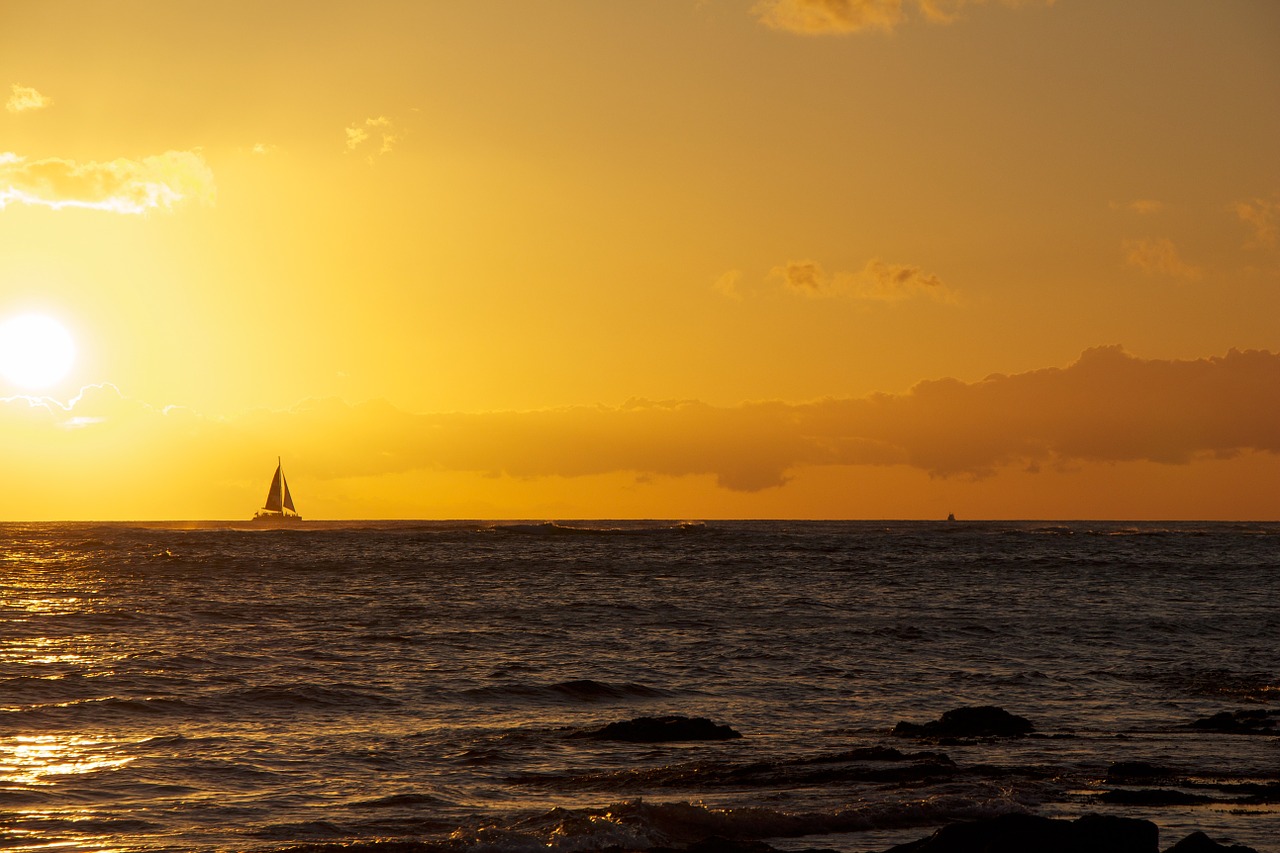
[2, 520, 1277, 851]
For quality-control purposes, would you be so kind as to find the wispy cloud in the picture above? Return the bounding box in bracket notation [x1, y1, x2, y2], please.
[1235, 196, 1277, 249]
[1109, 198, 1165, 215]
[5, 84, 52, 113]
[1122, 237, 1201, 280]
[754, 0, 1053, 35]
[856, 259, 956, 302]
[775, 258, 957, 302]
[346, 116, 399, 163]
[0, 150, 215, 214]
[714, 270, 744, 299]
[8, 348, 1273, 500]
[756, 0, 905, 34]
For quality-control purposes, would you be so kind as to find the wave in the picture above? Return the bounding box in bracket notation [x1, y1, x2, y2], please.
[512, 746, 960, 791]
[0, 673, 105, 704]
[264, 796, 1038, 853]
[221, 684, 404, 710]
[493, 521, 708, 536]
[1138, 667, 1280, 704]
[463, 678, 673, 703]
[354, 792, 457, 809]
[1, 683, 401, 730]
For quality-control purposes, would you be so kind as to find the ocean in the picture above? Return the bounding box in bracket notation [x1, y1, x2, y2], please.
[1, 520, 1276, 852]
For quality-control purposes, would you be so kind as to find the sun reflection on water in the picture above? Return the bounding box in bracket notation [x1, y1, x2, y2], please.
[0, 826, 130, 853]
[0, 552, 140, 853]
[0, 735, 136, 852]
[0, 734, 134, 786]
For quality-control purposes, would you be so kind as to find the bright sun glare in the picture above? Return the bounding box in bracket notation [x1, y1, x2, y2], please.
[0, 313, 77, 391]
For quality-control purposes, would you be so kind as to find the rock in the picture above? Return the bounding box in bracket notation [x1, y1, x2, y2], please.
[574, 715, 743, 742]
[1189, 710, 1279, 735]
[892, 706, 1035, 739]
[884, 812, 1158, 853]
[1164, 831, 1260, 853]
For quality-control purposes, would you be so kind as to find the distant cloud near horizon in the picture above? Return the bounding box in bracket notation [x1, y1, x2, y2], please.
[5, 84, 52, 113]
[777, 258, 957, 303]
[754, 0, 1053, 35]
[0, 150, 215, 214]
[6, 347, 1275, 499]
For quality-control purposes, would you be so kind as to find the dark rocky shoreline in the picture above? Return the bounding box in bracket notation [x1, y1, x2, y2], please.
[284, 706, 1274, 853]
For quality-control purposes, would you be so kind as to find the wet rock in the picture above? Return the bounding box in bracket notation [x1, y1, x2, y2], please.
[884, 812, 1157, 853]
[1189, 710, 1279, 735]
[1164, 831, 1260, 853]
[891, 706, 1035, 739]
[574, 715, 743, 742]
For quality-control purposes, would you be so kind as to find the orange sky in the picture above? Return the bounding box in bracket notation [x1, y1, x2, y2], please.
[2, 0, 1278, 520]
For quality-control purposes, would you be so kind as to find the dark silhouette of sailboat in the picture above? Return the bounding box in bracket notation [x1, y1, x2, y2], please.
[252, 457, 303, 525]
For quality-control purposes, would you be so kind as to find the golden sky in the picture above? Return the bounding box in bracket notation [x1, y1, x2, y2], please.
[2, 0, 1278, 520]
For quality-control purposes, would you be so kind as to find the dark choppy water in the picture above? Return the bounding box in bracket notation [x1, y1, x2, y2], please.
[1, 520, 1277, 852]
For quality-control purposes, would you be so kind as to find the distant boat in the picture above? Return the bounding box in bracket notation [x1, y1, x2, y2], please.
[252, 457, 303, 525]
[946, 513, 956, 522]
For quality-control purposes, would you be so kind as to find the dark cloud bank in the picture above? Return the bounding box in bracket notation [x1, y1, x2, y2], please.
[235, 346, 1280, 491]
[6, 347, 1277, 494]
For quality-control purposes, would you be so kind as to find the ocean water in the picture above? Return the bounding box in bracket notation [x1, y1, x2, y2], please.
[1, 520, 1277, 852]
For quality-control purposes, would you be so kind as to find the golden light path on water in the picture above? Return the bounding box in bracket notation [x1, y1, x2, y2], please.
[2, 582, 133, 853]
[0, 732, 135, 853]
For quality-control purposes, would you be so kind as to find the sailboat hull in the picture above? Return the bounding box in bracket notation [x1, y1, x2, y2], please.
[249, 511, 304, 527]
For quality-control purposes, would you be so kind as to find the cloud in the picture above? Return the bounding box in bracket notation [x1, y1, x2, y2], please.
[778, 260, 831, 294]
[5, 84, 52, 113]
[855, 259, 956, 302]
[1235, 197, 1277, 249]
[1122, 237, 1201, 280]
[346, 116, 399, 163]
[0, 150, 215, 214]
[7, 348, 1275, 501]
[1110, 199, 1165, 215]
[714, 269, 744, 299]
[754, 0, 1052, 35]
[756, 0, 905, 33]
[775, 258, 957, 302]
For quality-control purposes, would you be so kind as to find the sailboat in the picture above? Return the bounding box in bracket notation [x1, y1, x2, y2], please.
[252, 457, 303, 525]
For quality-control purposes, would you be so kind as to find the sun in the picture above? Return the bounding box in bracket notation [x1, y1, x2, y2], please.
[0, 313, 77, 391]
